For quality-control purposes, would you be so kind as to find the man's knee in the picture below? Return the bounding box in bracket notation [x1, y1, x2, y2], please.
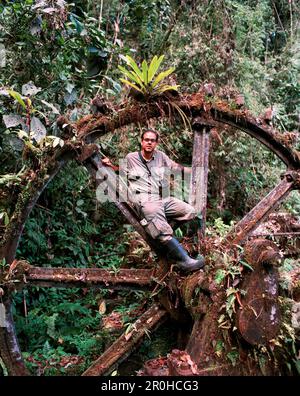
[183, 205, 196, 221]
[140, 201, 162, 220]
[166, 198, 196, 221]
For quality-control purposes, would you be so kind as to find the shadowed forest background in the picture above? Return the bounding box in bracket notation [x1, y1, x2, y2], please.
[0, 0, 299, 376]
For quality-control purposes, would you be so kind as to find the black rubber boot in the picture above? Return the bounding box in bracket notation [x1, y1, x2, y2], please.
[164, 237, 205, 272]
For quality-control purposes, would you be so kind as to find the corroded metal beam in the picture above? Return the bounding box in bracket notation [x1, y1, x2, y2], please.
[227, 172, 300, 245]
[167, 349, 199, 376]
[250, 232, 300, 237]
[76, 93, 300, 170]
[82, 304, 168, 376]
[25, 267, 155, 290]
[185, 284, 224, 369]
[0, 298, 29, 376]
[237, 239, 281, 345]
[190, 118, 211, 239]
[209, 107, 299, 169]
[0, 159, 66, 264]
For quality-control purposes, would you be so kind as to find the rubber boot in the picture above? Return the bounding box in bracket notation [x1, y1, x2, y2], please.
[164, 237, 205, 272]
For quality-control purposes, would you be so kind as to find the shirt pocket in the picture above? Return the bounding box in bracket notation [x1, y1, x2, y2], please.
[128, 167, 147, 181]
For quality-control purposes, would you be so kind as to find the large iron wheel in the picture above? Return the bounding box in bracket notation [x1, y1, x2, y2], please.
[1, 91, 299, 376]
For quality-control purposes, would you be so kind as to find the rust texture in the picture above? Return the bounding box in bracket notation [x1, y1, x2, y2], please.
[251, 212, 300, 258]
[76, 143, 100, 162]
[0, 159, 66, 264]
[185, 286, 224, 369]
[237, 239, 281, 345]
[0, 298, 29, 375]
[167, 349, 199, 376]
[251, 231, 300, 237]
[179, 271, 209, 318]
[25, 267, 155, 290]
[190, 119, 210, 240]
[142, 357, 170, 376]
[142, 354, 235, 376]
[227, 174, 297, 245]
[76, 92, 300, 170]
[82, 304, 168, 376]
[157, 273, 192, 323]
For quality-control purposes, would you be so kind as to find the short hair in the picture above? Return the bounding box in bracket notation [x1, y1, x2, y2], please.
[141, 129, 159, 141]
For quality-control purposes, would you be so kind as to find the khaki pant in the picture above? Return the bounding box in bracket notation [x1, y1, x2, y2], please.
[136, 197, 196, 243]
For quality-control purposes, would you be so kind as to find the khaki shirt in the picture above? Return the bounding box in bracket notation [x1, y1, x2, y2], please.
[120, 150, 182, 204]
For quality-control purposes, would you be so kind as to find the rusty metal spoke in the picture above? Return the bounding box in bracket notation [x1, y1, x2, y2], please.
[0, 299, 28, 376]
[82, 304, 168, 376]
[237, 239, 281, 345]
[226, 172, 300, 245]
[25, 267, 155, 291]
[190, 118, 211, 241]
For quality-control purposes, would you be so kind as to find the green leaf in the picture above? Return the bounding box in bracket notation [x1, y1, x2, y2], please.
[124, 55, 143, 81]
[8, 90, 27, 109]
[215, 340, 224, 357]
[104, 76, 122, 93]
[294, 359, 300, 375]
[227, 350, 239, 366]
[155, 84, 179, 94]
[148, 55, 164, 82]
[141, 60, 148, 85]
[4, 212, 9, 226]
[226, 294, 236, 310]
[119, 78, 143, 93]
[45, 313, 59, 339]
[215, 269, 226, 284]
[40, 100, 60, 115]
[151, 67, 175, 88]
[118, 65, 145, 88]
[240, 260, 254, 271]
[0, 212, 9, 226]
[0, 356, 8, 376]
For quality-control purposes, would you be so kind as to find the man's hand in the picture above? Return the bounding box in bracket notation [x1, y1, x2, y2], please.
[102, 157, 119, 171]
[102, 157, 114, 167]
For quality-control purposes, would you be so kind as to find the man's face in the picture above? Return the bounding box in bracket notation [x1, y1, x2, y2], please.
[141, 132, 158, 154]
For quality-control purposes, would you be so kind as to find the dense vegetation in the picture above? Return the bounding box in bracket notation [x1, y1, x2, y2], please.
[0, 0, 299, 375]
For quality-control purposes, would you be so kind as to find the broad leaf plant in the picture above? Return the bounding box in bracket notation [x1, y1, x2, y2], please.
[118, 55, 179, 98]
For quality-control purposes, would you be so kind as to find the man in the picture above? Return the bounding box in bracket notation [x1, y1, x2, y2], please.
[103, 129, 205, 272]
